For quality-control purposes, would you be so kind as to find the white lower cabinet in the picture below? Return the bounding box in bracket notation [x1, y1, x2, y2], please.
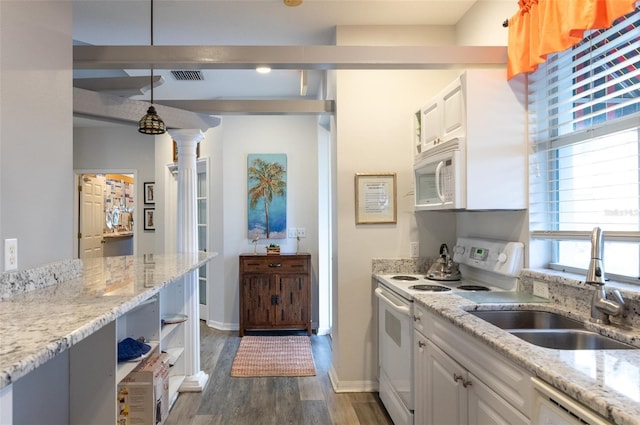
[414, 304, 531, 425]
[415, 334, 467, 425]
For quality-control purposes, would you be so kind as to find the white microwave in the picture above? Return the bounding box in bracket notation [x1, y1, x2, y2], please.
[414, 139, 465, 210]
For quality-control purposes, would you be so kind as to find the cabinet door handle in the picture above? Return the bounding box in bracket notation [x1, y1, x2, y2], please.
[268, 263, 282, 268]
[413, 315, 421, 322]
[453, 373, 464, 384]
[418, 340, 426, 348]
[462, 379, 472, 388]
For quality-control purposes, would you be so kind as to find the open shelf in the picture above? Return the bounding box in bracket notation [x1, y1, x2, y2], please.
[161, 322, 183, 340]
[163, 347, 185, 366]
[168, 375, 186, 409]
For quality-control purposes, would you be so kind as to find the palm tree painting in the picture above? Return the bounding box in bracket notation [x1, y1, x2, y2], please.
[247, 154, 287, 239]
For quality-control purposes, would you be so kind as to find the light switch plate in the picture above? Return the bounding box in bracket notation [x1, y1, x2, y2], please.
[287, 228, 297, 238]
[4, 239, 17, 271]
[410, 242, 419, 258]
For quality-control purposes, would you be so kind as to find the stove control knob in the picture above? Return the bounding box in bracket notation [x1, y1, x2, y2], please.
[497, 252, 508, 263]
[453, 245, 465, 256]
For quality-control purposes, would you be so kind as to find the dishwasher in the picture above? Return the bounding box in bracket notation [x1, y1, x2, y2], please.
[531, 378, 611, 425]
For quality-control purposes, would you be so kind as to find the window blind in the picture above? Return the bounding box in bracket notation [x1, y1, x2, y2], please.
[529, 5, 640, 240]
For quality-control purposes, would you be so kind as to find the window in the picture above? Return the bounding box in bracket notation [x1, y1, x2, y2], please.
[529, 5, 640, 281]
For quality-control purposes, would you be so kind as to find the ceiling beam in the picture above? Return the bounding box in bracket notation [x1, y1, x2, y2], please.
[157, 99, 335, 115]
[72, 75, 163, 97]
[74, 45, 507, 70]
[73, 88, 221, 130]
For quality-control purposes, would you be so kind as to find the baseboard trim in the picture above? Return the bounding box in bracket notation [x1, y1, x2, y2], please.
[328, 366, 378, 393]
[205, 320, 238, 331]
[315, 326, 331, 336]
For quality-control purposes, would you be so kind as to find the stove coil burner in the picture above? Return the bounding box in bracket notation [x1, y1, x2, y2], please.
[391, 275, 419, 281]
[409, 284, 452, 292]
[458, 285, 490, 291]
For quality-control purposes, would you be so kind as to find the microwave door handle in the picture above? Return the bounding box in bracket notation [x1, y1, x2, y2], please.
[435, 160, 445, 202]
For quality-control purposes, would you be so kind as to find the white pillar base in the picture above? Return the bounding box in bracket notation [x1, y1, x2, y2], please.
[179, 371, 210, 393]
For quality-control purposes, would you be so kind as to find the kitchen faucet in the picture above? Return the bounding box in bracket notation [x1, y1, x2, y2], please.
[586, 227, 625, 324]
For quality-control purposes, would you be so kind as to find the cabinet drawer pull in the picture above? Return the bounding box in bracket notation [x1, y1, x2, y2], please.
[268, 263, 282, 268]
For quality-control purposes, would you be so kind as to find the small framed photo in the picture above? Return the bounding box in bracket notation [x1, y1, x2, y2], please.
[143, 182, 155, 204]
[355, 172, 397, 224]
[144, 208, 156, 231]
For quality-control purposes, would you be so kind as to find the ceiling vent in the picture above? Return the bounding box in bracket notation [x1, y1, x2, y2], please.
[170, 70, 204, 81]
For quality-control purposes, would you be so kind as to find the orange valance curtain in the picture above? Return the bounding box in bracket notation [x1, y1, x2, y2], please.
[507, 0, 638, 79]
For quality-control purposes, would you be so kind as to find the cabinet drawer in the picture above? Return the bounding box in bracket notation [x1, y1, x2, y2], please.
[240, 256, 309, 273]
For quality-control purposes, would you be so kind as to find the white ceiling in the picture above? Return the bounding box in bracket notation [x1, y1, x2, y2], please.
[72, 0, 502, 124]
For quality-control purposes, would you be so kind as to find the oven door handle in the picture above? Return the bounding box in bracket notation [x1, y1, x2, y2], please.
[374, 288, 411, 316]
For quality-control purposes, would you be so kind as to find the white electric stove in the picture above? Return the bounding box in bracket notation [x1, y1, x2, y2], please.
[374, 237, 524, 425]
[376, 237, 525, 301]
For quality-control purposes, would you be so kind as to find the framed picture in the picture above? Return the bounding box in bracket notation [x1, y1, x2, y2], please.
[247, 153, 287, 239]
[144, 208, 156, 231]
[143, 182, 155, 204]
[355, 173, 397, 224]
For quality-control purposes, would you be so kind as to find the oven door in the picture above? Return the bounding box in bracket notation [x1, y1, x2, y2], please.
[375, 284, 414, 425]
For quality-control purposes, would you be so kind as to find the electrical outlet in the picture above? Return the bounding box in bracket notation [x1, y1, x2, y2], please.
[533, 281, 549, 299]
[296, 227, 306, 238]
[287, 227, 297, 238]
[4, 239, 17, 271]
[410, 242, 419, 258]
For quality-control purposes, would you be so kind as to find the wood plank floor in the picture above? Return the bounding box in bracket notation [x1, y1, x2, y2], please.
[165, 323, 393, 425]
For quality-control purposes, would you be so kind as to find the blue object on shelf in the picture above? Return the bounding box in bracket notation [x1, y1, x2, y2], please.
[117, 337, 151, 362]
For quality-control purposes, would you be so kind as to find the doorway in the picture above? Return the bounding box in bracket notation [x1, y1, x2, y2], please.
[75, 171, 136, 259]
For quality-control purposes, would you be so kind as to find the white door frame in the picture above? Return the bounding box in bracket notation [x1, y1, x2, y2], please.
[73, 169, 138, 259]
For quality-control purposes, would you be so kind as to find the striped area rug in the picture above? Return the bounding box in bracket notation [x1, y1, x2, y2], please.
[230, 336, 316, 377]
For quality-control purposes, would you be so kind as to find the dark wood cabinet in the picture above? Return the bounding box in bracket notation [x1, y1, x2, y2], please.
[239, 253, 311, 336]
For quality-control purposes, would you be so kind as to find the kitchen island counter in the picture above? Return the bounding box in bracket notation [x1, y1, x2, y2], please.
[413, 292, 640, 425]
[0, 252, 215, 390]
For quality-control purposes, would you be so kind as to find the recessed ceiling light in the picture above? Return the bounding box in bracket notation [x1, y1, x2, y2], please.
[284, 0, 302, 6]
[256, 66, 272, 74]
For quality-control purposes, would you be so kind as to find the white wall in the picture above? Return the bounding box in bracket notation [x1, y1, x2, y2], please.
[456, 1, 517, 46]
[73, 125, 157, 255]
[209, 115, 320, 329]
[332, 25, 458, 390]
[0, 0, 73, 271]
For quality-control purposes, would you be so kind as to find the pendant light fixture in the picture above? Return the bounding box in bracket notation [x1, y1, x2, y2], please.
[138, 0, 166, 135]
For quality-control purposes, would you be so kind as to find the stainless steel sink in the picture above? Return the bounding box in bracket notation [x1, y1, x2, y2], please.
[469, 310, 586, 330]
[510, 330, 635, 350]
[469, 310, 635, 350]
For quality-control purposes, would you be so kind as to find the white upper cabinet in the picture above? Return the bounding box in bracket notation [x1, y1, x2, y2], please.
[414, 69, 527, 210]
[419, 76, 465, 155]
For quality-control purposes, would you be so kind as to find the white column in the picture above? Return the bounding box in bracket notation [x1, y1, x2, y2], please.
[168, 128, 209, 392]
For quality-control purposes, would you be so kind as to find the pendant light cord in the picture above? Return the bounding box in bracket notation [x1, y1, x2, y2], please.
[150, 0, 154, 46]
[150, 0, 154, 105]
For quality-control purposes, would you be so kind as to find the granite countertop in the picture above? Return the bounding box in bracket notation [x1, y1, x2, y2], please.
[103, 231, 134, 238]
[0, 252, 215, 390]
[412, 292, 640, 425]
